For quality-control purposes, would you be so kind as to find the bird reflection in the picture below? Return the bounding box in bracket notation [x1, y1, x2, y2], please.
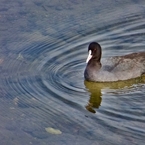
[84, 81, 102, 113]
[84, 75, 145, 113]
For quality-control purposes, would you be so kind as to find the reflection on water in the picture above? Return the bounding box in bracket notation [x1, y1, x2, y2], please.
[0, 0, 145, 145]
[84, 75, 145, 113]
[85, 81, 102, 113]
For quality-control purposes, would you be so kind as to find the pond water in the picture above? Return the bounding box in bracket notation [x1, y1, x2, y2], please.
[0, 0, 145, 145]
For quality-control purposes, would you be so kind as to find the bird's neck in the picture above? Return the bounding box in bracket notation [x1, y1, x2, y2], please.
[88, 59, 102, 70]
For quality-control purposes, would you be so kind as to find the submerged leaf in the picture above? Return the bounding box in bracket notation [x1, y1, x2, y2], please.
[45, 127, 62, 135]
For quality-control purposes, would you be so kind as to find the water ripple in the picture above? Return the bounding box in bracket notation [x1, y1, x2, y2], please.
[1, 9, 145, 144]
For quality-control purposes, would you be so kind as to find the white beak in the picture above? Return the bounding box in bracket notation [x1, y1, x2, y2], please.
[86, 50, 92, 63]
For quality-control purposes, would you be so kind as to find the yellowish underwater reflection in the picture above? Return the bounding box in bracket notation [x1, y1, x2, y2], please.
[84, 75, 145, 113]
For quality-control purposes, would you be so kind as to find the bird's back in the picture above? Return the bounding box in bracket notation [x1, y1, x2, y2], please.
[101, 52, 145, 81]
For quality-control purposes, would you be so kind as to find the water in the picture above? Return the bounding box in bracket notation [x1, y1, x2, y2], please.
[0, 0, 145, 144]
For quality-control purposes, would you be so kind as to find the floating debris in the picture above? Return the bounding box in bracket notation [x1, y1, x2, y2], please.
[45, 127, 62, 135]
[13, 97, 19, 105]
[17, 53, 24, 60]
[0, 58, 3, 64]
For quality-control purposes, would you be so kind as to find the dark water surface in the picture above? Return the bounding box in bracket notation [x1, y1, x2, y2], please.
[0, 0, 145, 145]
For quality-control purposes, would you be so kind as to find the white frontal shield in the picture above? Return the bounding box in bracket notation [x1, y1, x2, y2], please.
[86, 50, 92, 63]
